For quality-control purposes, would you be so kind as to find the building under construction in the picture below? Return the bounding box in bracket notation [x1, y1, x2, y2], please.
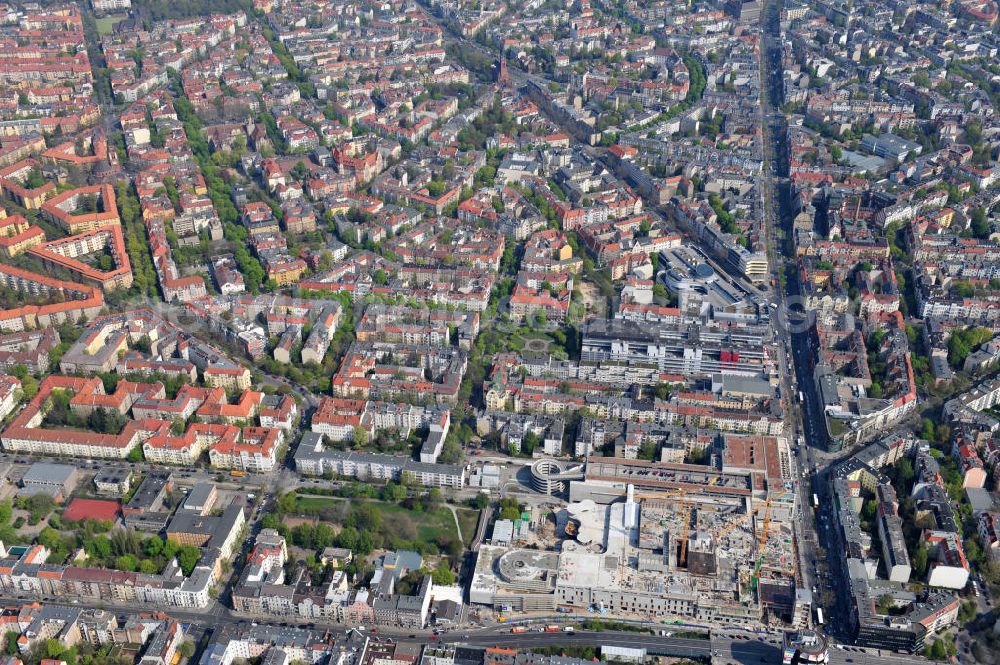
[470, 478, 809, 626]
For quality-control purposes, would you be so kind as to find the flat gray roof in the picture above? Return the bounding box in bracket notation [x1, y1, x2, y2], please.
[22, 462, 76, 486]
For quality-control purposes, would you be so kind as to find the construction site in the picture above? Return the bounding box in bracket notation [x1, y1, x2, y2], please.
[471, 463, 810, 628]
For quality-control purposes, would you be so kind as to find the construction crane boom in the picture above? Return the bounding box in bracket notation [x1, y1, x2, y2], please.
[711, 501, 765, 542]
[634, 488, 690, 501]
[633, 475, 722, 503]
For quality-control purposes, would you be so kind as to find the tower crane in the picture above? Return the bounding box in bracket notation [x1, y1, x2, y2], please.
[678, 499, 693, 568]
[748, 497, 773, 593]
[757, 498, 773, 555]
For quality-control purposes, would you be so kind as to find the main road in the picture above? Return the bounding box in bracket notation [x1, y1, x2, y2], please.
[0, 590, 932, 665]
[444, 629, 932, 665]
[443, 631, 713, 657]
[756, 0, 858, 639]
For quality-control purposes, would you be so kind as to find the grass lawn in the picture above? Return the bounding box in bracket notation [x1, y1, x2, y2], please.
[377, 501, 458, 544]
[507, 330, 553, 353]
[293, 494, 464, 546]
[95, 15, 124, 35]
[456, 508, 481, 547]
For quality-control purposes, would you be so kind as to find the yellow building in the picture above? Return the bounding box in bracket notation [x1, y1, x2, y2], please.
[0, 221, 44, 258]
[203, 366, 252, 391]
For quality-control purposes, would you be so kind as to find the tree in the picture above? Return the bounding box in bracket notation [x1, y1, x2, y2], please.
[876, 594, 894, 614]
[438, 437, 463, 465]
[176, 545, 201, 576]
[425, 487, 443, 511]
[912, 544, 929, 578]
[472, 493, 489, 509]
[499, 506, 520, 520]
[356, 530, 375, 555]
[115, 554, 138, 572]
[278, 491, 298, 514]
[79, 194, 99, 213]
[350, 503, 382, 533]
[520, 431, 541, 455]
[383, 481, 407, 502]
[3, 631, 18, 656]
[972, 207, 990, 239]
[958, 599, 977, 623]
[336, 525, 360, 551]
[934, 423, 951, 448]
[951, 281, 976, 299]
[983, 559, 1000, 585]
[500, 243, 517, 274]
[426, 180, 445, 197]
[948, 326, 993, 367]
[178, 642, 195, 659]
[861, 499, 877, 522]
[920, 417, 935, 442]
[533, 309, 547, 329]
[22, 493, 54, 525]
[143, 536, 164, 557]
[86, 536, 113, 560]
[45, 638, 65, 659]
[22, 168, 43, 188]
[38, 527, 62, 551]
[475, 165, 496, 186]
[233, 244, 265, 293]
[352, 426, 368, 448]
[431, 562, 456, 585]
[88, 408, 126, 435]
[19, 375, 38, 400]
[111, 528, 141, 557]
[653, 382, 678, 400]
[891, 458, 915, 489]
